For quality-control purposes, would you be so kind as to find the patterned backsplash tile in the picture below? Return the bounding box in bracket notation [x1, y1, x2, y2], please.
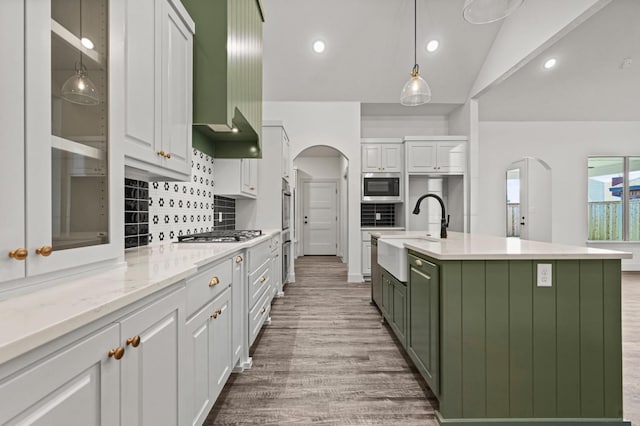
[124, 148, 237, 248]
[361, 203, 396, 227]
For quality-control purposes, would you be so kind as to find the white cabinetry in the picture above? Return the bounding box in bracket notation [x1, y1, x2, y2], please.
[214, 158, 258, 199]
[282, 130, 291, 180]
[361, 139, 404, 173]
[183, 256, 235, 425]
[361, 231, 372, 276]
[124, 0, 194, 181]
[120, 287, 185, 426]
[404, 137, 467, 174]
[0, 0, 124, 285]
[247, 240, 273, 347]
[0, 325, 120, 425]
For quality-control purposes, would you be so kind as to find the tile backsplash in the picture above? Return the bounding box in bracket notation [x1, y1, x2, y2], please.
[124, 148, 237, 248]
[361, 203, 396, 227]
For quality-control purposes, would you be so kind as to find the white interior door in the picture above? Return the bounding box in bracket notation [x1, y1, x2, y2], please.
[303, 181, 337, 255]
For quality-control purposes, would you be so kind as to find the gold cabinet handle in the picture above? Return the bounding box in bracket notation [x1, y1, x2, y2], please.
[249, 187, 256, 190]
[260, 307, 266, 314]
[209, 276, 220, 287]
[415, 259, 423, 267]
[8, 248, 28, 261]
[210, 309, 222, 319]
[165, 152, 171, 159]
[235, 255, 243, 263]
[275, 253, 279, 257]
[156, 150, 165, 157]
[35, 245, 53, 257]
[126, 335, 141, 348]
[108, 346, 125, 360]
[259, 276, 266, 283]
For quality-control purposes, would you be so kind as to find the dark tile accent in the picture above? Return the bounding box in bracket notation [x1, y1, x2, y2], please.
[361, 203, 396, 227]
[124, 178, 151, 248]
[213, 196, 236, 230]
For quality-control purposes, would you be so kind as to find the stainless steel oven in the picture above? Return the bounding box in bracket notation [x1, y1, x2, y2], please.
[361, 173, 402, 202]
[282, 179, 291, 230]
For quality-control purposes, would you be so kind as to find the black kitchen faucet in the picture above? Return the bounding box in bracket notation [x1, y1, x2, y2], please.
[412, 193, 449, 239]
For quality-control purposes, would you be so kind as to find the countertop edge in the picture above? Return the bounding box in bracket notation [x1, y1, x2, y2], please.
[0, 229, 280, 366]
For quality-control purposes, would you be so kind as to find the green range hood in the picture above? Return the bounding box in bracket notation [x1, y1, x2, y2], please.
[183, 0, 265, 159]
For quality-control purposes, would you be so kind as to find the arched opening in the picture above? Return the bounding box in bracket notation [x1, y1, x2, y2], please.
[293, 145, 349, 270]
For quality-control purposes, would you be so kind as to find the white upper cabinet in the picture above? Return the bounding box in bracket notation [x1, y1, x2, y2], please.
[0, 0, 125, 285]
[405, 137, 467, 174]
[124, 0, 194, 181]
[282, 130, 291, 180]
[361, 139, 404, 173]
[214, 158, 258, 199]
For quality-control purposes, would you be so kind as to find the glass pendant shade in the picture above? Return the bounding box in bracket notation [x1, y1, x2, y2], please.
[61, 63, 100, 105]
[463, 0, 524, 24]
[400, 66, 431, 106]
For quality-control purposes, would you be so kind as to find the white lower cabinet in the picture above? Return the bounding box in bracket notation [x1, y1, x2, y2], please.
[231, 254, 247, 368]
[120, 287, 185, 426]
[362, 241, 372, 276]
[185, 287, 232, 426]
[0, 325, 120, 425]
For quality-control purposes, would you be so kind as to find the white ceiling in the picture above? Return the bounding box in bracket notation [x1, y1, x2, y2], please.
[262, 0, 502, 105]
[479, 0, 640, 121]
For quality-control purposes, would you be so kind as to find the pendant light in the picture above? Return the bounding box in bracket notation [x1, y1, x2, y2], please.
[462, 0, 524, 24]
[61, 0, 100, 105]
[400, 0, 431, 106]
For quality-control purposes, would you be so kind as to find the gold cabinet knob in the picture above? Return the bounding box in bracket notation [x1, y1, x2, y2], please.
[275, 253, 279, 257]
[165, 152, 171, 159]
[235, 255, 243, 263]
[126, 335, 141, 348]
[8, 248, 28, 261]
[156, 150, 165, 157]
[260, 307, 266, 314]
[35, 245, 53, 257]
[209, 276, 220, 287]
[415, 259, 423, 267]
[259, 276, 266, 283]
[108, 346, 125, 360]
[249, 187, 256, 191]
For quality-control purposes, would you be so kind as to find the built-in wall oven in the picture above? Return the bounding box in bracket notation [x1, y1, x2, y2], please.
[361, 173, 402, 202]
[282, 179, 291, 231]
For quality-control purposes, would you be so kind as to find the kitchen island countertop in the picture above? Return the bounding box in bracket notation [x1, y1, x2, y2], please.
[367, 230, 632, 260]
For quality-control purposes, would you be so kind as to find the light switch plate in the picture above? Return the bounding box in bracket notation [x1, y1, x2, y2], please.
[218, 212, 223, 222]
[537, 263, 552, 287]
[375, 213, 381, 220]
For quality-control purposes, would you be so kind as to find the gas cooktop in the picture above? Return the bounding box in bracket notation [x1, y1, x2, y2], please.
[177, 230, 263, 243]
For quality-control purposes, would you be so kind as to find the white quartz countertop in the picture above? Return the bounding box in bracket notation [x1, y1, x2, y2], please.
[369, 231, 632, 260]
[0, 230, 280, 365]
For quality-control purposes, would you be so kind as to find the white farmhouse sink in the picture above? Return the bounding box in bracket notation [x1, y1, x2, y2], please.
[378, 237, 439, 282]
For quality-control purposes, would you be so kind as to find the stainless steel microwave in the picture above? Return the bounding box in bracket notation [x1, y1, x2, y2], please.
[362, 173, 402, 202]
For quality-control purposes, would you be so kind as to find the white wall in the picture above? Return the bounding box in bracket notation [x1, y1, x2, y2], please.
[477, 121, 640, 270]
[264, 102, 363, 282]
[294, 157, 342, 179]
[361, 115, 448, 138]
[471, 0, 609, 97]
[339, 157, 348, 263]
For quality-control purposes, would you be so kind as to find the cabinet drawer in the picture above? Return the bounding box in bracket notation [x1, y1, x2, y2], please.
[186, 259, 233, 317]
[248, 240, 271, 273]
[249, 285, 272, 347]
[270, 235, 280, 253]
[408, 253, 438, 275]
[248, 261, 270, 309]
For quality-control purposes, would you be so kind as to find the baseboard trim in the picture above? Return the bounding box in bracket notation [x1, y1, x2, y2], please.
[436, 412, 631, 426]
[233, 357, 253, 373]
[348, 273, 364, 283]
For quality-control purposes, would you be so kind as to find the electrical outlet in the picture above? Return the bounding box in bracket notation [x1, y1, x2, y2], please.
[537, 263, 552, 287]
[375, 213, 381, 221]
[218, 212, 223, 223]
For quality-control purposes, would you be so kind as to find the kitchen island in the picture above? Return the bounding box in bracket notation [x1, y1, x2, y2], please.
[370, 231, 632, 425]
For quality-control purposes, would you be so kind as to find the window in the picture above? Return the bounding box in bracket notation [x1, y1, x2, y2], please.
[588, 156, 640, 241]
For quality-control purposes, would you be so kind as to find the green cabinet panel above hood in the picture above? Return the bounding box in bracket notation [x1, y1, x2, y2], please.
[183, 0, 264, 158]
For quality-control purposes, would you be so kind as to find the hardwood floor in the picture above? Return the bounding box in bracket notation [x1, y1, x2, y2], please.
[204, 255, 438, 425]
[204, 259, 640, 425]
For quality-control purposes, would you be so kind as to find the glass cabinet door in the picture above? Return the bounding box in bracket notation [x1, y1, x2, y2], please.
[25, 0, 121, 278]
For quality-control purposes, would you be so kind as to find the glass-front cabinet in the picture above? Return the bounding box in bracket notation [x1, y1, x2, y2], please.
[0, 0, 123, 285]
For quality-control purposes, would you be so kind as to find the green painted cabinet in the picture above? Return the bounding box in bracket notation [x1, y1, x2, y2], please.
[405, 249, 626, 425]
[380, 268, 407, 348]
[407, 253, 439, 396]
[183, 0, 264, 158]
[381, 272, 392, 318]
[371, 237, 383, 307]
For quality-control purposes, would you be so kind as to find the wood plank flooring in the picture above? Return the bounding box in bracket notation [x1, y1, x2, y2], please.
[204, 256, 438, 425]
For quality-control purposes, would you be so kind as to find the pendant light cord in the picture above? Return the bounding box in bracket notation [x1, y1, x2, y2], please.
[79, 0, 84, 68]
[414, 0, 417, 67]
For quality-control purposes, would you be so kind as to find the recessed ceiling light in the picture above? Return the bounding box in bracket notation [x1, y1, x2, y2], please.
[543, 58, 557, 70]
[312, 40, 326, 54]
[426, 40, 439, 53]
[81, 37, 94, 50]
